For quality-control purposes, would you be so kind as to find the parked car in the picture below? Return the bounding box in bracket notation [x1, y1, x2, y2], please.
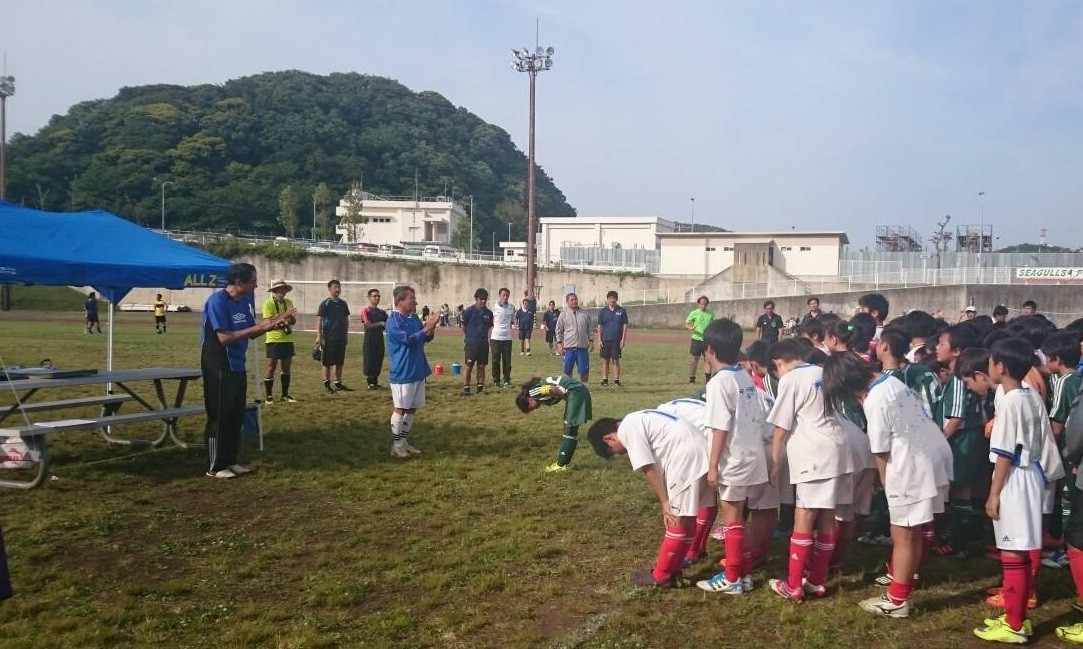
[422, 245, 457, 259]
[378, 244, 406, 255]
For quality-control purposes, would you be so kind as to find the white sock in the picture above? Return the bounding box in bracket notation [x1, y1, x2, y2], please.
[390, 412, 404, 443]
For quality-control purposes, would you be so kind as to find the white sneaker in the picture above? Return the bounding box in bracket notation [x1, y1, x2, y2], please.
[206, 468, 237, 479]
[228, 464, 252, 475]
[404, 443, 422, 455]
[391, 442, 411, 458]
[859, 594, 911, 618]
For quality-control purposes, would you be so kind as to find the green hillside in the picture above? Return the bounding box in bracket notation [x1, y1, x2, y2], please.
[5, 70, 575, 244]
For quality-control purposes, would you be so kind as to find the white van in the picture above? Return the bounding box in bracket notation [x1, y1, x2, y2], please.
[422, 245, 457, 259]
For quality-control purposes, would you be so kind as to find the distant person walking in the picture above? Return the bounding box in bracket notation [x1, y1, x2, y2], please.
[597, 290, 629, 387]
[555, 292, 594, 382]
[201, 263, 295, 479]
[360, 288, 388, 390]
[386, 285, 439, 458]
[490, 288, 515, 387]
[153, 293, 168, 334]
[316, 279, 352, 394]
[685, 295, 713, 383]
[84, 292, 102, 334]
[543, 300, 561, 355]
[261, 279, 298, 403]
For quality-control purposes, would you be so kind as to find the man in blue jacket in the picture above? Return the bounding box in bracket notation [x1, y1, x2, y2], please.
[386, 285, 440, 458]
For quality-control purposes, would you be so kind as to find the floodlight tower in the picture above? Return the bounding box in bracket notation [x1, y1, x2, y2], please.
[512, 43, 554, 303]
[0, 73, 14, 200]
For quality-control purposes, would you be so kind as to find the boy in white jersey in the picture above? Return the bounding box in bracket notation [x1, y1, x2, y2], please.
[973, 337, 1065, 644]
[765, 339, 855, 601]
[823, 352, 952, 618]
[692, 319, 769, 595]
[588, 411, 711, 588]
[654, 395, 716, 567]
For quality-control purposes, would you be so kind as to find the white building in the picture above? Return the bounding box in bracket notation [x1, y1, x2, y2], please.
[335, 191, 465, 246]
[657, 231, 849, 279]
[538, 215, 674, 272]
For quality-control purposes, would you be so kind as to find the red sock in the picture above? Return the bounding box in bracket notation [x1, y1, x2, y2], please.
[724, 524, 745, 582]
[652, 525, 691, 582]
[1068, 546, 1083, 602]
[886, 577, 913, 604]
[786, 532, 814, 590]
[807, 533, 837, 587]
[1029, 548, 1041, 599]
[686, 506, 717, 561]
[1000, 551, 1030, 632]
[919, 523, 935, 568]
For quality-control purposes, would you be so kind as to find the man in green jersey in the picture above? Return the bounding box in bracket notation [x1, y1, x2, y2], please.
[685, 295, 715, 384]
[516, 375, 593, 473]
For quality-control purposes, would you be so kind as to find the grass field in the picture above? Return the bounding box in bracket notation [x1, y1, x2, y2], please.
[0, 311, 1079, 648]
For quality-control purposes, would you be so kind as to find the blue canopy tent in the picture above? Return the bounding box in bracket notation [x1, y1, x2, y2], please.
[0, 200, 231, 371]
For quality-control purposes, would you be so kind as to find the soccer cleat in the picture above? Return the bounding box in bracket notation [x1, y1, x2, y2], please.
[768, 578, 804, 602]
[859, 594, 911, 618]
[973, 615, 1031, 644]
[461, 386, 472, 397]
[614, 379, 622, 387]
[281, 395, 298, 403]
[475, 384, 485, 395]
[689, 377, 696, 384]
[526, 351, 531, 356]
[228, 464, 252, 475]
[324, 384, 335, 395]
[1042, 548, 1069, 569]
[1057, 622, 1083, 644]
[696, 572, 744, 595]
[519, 351, 525, 356]
[630, 568, 674, 589]
[404, 443, 422, 455]
[802, 579, 827, 598]
[367, 384, 378, 390]
[391, 442, 411, 459]
[206, 468, 237, 479]
[600, 378, 609, 387]
[981, 616, 1033, 635]
[334, 383, 353, 392]
[984, 591, 1038, 610]
[544, 462, 569, 473]
[263, 395, 275, 404]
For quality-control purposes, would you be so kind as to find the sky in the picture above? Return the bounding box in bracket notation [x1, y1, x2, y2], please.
[4, 0, 1083, 249]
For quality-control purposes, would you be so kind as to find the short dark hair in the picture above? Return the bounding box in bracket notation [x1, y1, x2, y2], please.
[807, 296, 820, 305]
[990, 337, 1036, 381]
[878, 326, 909, 361]
[993, 305, 1009, 318]
[957, 348, 991, 377]
[943, 323, 980, 352]
[1023, 300, 1038, 310]
[498, 287, 510, 296]
[859, 293, 890, 322]
[392, 285, 415, 305]
[156, 293, 162, 298]
[606, 291, 618, 300]
[768, 338, 805, 364]
[697, 295, 709, 305]
[367, 288, 380, 297]
[745, 340, 770, 367]
[548, 300, 556, 306]
[796, 318, 825, 342]
[703, 318, 743, 364]
[228, 263, 257, 286]
[474, 288, 489, 300]
[800, 344, 828, 366]
[587, 418, 621, 458]
[326, 278, 340, 288]
[849, 313, 877, 352]
[822, 352, 875, 417]
[1007, 315, 1054, 349]
[1042, 330, 1082, 368]
[763, 300, 775, 309]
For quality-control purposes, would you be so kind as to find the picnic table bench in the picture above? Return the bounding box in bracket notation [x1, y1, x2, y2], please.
[0, 368, 206, 489]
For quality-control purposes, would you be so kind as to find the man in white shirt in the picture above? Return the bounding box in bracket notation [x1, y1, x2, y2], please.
[489, 287, 516, 388]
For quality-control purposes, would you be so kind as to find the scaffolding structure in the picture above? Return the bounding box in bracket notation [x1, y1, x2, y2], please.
[875, 225, 924, 252]
[955, 224, 993, 253]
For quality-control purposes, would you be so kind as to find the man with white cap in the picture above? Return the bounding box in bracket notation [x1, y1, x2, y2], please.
[262, 279, 298, 403]
[959, 305, 977, 322]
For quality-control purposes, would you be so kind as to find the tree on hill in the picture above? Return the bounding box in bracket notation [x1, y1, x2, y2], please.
[996, 242, 1079, 253]
[5, 70, 576, 244]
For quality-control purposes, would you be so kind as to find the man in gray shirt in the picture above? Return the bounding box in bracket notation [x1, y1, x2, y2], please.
[554, 292, 594, 382]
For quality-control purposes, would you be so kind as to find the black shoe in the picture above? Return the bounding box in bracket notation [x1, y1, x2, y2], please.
[461, 386, 472, 396]
[335, 383, 353, 392]
[614, 379, 622, 387]
[324, 383, 335, 395]
[368, 384, 378, 390]
[689, 377, 696, 384]
[475, 384, 485, 395]
[601, 378, 609, 386]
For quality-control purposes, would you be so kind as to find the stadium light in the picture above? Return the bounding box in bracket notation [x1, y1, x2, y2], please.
[511, 40, 554, 304]
[0, 74, 14, 200]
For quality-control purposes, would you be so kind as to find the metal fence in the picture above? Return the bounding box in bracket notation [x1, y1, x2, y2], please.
[559, 246, 659, 273]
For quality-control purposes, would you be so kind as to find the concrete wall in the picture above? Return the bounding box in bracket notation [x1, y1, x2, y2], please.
[625, 284, 1083, 330]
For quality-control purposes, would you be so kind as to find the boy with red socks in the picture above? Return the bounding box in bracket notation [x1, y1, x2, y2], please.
[588, 411, 711, 588]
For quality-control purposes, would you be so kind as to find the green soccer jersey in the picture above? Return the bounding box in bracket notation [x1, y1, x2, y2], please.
[686, 308, 714, 342]
[897, 363, 941, 418]
[841, 399, 867, 431]
[764, 374, 779, 400]
[936, 375, 983, 431]
[1048, 373, 1082, 424]
[529, 375, 593, 427]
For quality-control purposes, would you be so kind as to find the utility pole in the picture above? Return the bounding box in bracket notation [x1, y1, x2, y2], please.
[0, 70, 14, 200]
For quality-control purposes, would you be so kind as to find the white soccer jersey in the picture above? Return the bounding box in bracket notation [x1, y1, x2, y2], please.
[656, 398, 710, 435]
[766, 364, 848, 483]
[490, 301, 515, 341]
[991, 385, 1065, 482]
[865, 375, 953, 507]
[703, 366, 769, 486]
[840, 416, 877, 471]
[617, 410, 710, 500]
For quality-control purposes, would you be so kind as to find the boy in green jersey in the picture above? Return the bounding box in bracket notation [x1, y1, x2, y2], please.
[517, 375, 593, 473]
